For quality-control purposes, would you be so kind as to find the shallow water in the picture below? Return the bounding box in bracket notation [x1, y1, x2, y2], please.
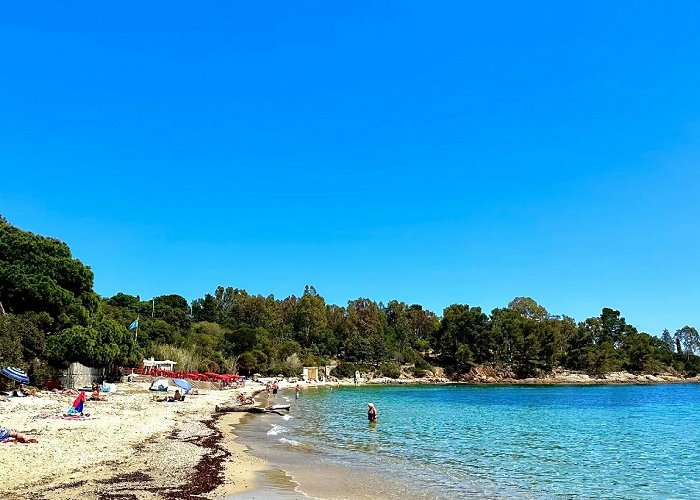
[234, 384, 700, 499]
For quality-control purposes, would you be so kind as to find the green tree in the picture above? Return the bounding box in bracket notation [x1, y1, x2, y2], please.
[46, 318, 141, 368]
[237, 351, 258, 375]
[507, 297, 549, 321]
[0, 314, 27, 367]
[0, 216, 98, 329]
[675, 326, 700, 359]
[660, 328, 675, 352]
[347, 298, 386, 365]
[294, 285, 328, 345]
[438, 304, 490, 364]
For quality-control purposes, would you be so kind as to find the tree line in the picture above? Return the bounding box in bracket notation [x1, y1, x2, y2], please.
[1, 215, 699, 381]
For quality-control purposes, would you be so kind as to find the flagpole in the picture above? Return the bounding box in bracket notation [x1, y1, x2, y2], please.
[136, 314, 139, 340]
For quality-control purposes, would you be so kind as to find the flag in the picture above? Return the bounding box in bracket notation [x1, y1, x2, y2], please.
[128, 318, 139, 331]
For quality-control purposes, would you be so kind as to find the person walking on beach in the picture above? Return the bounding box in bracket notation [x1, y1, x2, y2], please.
[272, 381, 279, 398]
[295, 383, 300, 400]
[367, 403, 378, 423]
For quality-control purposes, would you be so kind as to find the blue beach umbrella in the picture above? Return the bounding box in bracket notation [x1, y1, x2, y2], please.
[2, 366, 30, 384]
[173, 378, 192, 394]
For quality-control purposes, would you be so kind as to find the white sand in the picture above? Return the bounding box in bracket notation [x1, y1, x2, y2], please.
[0, 381, 263, 499]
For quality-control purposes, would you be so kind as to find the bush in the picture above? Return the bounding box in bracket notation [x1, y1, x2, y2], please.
[410, 367, 428, 378]
[380, 362, 401, 379]
[415, 357, 432, 370]
[332, 362, 362, 379]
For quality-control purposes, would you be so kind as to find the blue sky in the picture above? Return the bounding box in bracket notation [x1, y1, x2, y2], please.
[2, 2, 699, 334]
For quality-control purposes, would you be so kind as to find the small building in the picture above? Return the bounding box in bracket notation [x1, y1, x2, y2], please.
[302, 366, 332, 382]
[142, 357, 177, 373]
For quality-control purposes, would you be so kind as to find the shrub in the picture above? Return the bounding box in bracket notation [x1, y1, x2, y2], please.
[415, 357, 432, 370]
[410, 367, 427, 378]
[331, 362, 362, 379]
[380, 362, 401, 379]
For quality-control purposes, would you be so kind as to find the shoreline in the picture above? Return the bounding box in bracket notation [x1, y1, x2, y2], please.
[3, 374, 699, 499]
[356, 369, 700, 386]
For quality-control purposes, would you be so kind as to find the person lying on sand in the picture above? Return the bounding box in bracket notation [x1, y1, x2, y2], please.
[0, 426, 37, 444]
[14, 384, 40, 397]
[52, 388, 79, 396]
[153, 390, 185, 403]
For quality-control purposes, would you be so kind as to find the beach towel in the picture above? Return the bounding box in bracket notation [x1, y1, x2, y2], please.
[32, 413, 93, 421]
[57, 414, 92, 420]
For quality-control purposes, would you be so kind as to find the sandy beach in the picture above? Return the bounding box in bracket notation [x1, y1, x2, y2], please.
[0, 381, 266, 500]
[3, 372, 696, 499]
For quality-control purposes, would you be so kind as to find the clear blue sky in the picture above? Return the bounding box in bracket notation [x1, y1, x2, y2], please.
[2, 2, 699, 334]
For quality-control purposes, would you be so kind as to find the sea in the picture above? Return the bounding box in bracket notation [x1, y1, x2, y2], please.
[231, 383, 700, 499]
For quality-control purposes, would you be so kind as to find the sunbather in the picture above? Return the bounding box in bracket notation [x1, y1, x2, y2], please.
[52, 388, 79, 396]
[0, 426, 37, 443]
[89, 384, 107, 401]
[153, 391, 184, 403]
[15, 384, 40, 397]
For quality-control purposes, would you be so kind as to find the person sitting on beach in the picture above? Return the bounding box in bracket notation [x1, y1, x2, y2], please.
[173, 390, 182, 401]
[0, 426, 37, 444]
[367, 403, 378, 423]
[236, 393, 253, 405]
[89, 385, 107, 401]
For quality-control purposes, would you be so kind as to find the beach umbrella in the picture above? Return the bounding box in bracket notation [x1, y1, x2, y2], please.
[173, 378, 192, 393]
[2, 366, 30, 384]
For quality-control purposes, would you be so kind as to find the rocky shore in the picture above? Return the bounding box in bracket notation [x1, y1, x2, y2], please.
[356, 365, 700, 386]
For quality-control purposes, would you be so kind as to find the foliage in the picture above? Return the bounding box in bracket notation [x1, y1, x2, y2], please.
[379, 362, 402, 379]
[0, 216, 97, 329]
[149, 344, 206, 373]
[2, 216, 699, 380]
[331, 362, 366, 379]
[46, 318, 141, 368]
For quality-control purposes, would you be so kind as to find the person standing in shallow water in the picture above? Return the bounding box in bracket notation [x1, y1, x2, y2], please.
[367, 403, 378, 423]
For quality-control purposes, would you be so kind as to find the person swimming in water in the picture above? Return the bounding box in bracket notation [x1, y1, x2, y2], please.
[367, 403, 378, 423]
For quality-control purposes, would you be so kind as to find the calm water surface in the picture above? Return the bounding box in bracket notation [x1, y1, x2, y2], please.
[235, 384, 700, 499]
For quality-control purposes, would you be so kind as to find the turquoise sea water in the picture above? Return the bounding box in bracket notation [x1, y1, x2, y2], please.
[235, 384, 700, 499]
